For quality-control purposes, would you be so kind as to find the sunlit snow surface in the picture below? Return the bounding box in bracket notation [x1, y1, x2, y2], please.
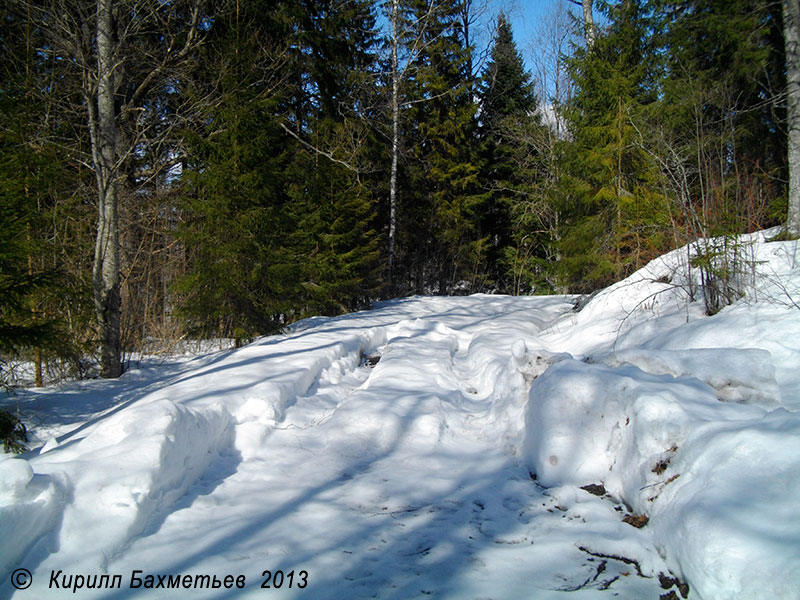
[2, 231, 799, 599]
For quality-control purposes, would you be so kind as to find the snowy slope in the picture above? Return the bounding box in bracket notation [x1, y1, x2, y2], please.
[2, 232, 799, 600]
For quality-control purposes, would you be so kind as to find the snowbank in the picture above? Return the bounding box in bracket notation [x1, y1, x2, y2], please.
[1, 232, 798, 600]
[521, 232, 800, 598]
[600, 347, 781, 408]
[31, 399, 235, 571]
[521, 354, 800, 599]
[0, 458, 63, 581]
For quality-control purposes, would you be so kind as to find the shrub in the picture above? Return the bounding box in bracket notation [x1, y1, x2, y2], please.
[0, 408, 27, 454]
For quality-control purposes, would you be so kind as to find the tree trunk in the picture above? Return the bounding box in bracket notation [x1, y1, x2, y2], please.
[582, 0, 595, 49]
[785, 0, 800, 237]
[92, 0, 122, 378]
[388, 0, 400, 283]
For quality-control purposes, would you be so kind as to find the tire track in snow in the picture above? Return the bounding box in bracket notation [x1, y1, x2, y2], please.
[19, 296, 670, 598]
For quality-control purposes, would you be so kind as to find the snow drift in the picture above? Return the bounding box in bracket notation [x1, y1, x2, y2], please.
[1, 231, 798, 599]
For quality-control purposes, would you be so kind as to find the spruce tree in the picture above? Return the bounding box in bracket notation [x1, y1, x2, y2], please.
[399, 0, 481, 294]
[557, 0, 667, 292]
[177, 0, 383, 335]
[283, 0, 383, 315]
[654, 0, 786, 234]
[0, 4, 86, 378]
[176, 1, 297, 342]
[477, 13, 543, 293]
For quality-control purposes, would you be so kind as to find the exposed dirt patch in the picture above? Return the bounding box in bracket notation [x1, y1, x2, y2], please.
[580, 483, 607, 496]
[622, 513, 649, 528]
[659, 571, 690, 598]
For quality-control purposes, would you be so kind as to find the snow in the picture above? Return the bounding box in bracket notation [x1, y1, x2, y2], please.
[2, 232, 799, 599]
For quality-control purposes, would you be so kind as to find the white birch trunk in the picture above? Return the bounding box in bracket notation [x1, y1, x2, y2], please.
[582, 0, 595, 49]
[388, 0, 400, 278]
[785, 0, 800, 237]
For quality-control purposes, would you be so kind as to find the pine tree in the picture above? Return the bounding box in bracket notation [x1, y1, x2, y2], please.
[0, 206, 52, 356]
[177, 94, 295, 342]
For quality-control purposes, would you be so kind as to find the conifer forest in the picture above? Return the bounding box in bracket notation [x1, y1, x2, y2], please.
[2, 0, 798, 381]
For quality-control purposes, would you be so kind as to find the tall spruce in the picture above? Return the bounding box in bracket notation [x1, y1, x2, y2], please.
[177, 0, 382, 336]
[398, 0, 481, 294]
[380, 0, 476, 291]
[176, 1, 296, 342]
[1, 3, 94, 380]
[558, 0, 665, 292]
[477, 13, 542, 293]
[283, 0, 382, 315]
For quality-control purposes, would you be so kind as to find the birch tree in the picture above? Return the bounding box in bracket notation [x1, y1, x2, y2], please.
[25, 0, 206, 377]
[383, 0, 475, 287]
[785, 0, 800, 237]
[568, 0, 595, 48]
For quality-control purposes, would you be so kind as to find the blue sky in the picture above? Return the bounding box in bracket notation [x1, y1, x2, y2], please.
[373, 0, 582, 93]
[479, 0, 581, 97]
[479, 0, 579, 66]
[491, 0, 567, 42]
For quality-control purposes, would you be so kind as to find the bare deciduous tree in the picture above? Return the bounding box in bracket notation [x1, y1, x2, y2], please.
[24, 0, 206, 377]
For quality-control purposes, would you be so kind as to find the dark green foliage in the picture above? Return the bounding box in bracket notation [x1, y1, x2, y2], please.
[176, 98, 295, 340]
[654, 0, 785, 233]
[176, 0, 382, 338]
[556, 0, 670, 292]
[0, 204, 53, 354]
[282, 0, 383, 314]
[395, 0, 483, 294]
[1, 0, 792, 371]
[477, 13, 544, 293]
[286, 152, 381, 316]
[478, 13, 538, 137]
[0, 408, 28, 454]
[0, 14, 57, 357]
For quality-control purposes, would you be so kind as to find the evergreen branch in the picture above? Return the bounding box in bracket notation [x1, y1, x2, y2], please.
[279, 122, 363, 180]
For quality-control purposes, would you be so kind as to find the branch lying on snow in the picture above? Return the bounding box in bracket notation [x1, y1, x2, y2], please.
[577, 545, 645, 578]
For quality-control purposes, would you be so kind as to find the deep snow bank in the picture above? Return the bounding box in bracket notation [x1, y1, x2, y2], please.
[522, 356, 800, 599]
[522, 231, 800, 599]
[33, 399, 236, 571]
[0, 231, 797, 600]
[0, 458, 63, 581]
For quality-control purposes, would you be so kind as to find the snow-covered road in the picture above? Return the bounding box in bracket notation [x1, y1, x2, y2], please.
[100, 297, 669, 599]
[3, 232, 800, 599]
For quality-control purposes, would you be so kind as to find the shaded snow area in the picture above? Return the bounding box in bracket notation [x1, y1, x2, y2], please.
[2, 232, 800, 600]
